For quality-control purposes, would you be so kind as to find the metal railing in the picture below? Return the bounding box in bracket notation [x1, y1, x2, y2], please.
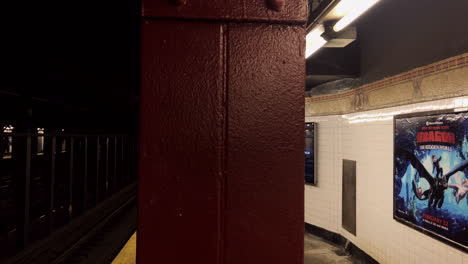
[0, 132, 137, 258]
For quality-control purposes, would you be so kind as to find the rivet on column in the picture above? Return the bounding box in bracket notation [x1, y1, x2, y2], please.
[266, 0, 285, 11]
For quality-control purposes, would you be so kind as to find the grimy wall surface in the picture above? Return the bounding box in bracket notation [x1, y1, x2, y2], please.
[139, 1, 307, 264]
[358, 0, 468, 85]
[306, 95, 468, 264]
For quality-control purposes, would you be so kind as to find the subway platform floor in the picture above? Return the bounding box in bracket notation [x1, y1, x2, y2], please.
[112, 232, 359, 264]
[304, 232, 356, 264]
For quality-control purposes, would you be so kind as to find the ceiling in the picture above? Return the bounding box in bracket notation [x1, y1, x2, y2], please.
[306, 0, 361, 92]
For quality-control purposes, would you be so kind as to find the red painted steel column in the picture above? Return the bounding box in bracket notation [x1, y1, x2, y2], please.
[139, 1, 307, 264]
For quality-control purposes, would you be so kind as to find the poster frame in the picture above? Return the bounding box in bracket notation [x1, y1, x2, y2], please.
[393, 108, 468, 253]
[305, 122, 318, 186]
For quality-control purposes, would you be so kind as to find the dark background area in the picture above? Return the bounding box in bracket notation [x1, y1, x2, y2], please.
[358, 0, 468, 85]
[2, 0, 140, 133]
[5, 0, 468, 118]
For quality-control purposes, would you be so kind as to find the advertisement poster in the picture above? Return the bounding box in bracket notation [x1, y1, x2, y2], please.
[394, 111, 468, 251]
[305, 122, 316, 185]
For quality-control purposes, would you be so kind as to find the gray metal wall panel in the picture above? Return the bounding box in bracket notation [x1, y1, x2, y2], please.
[342, 159, 356, 235]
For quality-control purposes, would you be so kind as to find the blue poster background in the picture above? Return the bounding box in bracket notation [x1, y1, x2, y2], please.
[394, 111, 468, 250]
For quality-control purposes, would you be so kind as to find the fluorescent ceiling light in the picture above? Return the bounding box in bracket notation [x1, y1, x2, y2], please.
[333, 0, 380, 32]
[334, 0, 356, 16]
[305, 25, 327, 58]
[305, 37, 327, 58]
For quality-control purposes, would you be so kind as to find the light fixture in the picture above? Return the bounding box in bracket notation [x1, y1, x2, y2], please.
[305, 25, 327, 58]
[334, 0, 357, 16]
[306, 0, 380, 57]
[333, 0, 380, 32]
[3, 125, 14, 133]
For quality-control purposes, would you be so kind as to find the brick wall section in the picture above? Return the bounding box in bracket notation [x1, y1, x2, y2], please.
[305, 53, 468, 116]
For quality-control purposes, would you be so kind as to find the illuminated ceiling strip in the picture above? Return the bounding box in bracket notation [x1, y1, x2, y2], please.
[305, 37, 327, 58]
[306, 0, 381, 57]
[333, 0, 381, 32]
[342, 98, 468, 124]
[305, 25, 326, 58]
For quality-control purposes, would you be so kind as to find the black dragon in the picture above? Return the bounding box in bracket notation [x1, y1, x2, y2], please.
[396, 148, 468, 208]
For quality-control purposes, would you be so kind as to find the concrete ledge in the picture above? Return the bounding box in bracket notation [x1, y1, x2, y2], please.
[305, 223, 379, 264]
[305, 53, 468, 116]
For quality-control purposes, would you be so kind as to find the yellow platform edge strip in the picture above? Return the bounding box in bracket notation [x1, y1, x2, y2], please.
[112, 232, 137, 264]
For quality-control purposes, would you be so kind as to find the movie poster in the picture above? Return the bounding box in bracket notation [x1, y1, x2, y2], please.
[305, 122, 316, 185]
[394, 111, 468, 251]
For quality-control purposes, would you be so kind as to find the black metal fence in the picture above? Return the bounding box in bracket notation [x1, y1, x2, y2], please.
[0, 132, 137, 259]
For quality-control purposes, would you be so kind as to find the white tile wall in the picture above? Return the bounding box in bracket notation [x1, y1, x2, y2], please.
[305, 96, 468, 263]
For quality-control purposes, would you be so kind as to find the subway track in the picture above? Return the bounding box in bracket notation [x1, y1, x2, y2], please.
[53, 198, 136, 264]
[0, 131, 138, 264]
